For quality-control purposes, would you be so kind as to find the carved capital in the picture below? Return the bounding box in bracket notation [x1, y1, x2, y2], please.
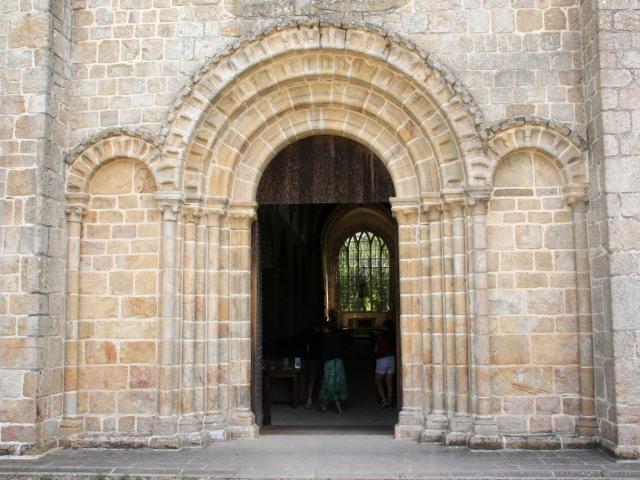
[183, 204, 204, 224]
[65, 205, 87, 223]
[228, 202, 257, 230]
[205, 197, 228, 228]
[155, 190, 185, 222]
[563, 184, 589, 212]
[441, 189, 466, 217]
[390, 196, 420, 223]
[466, 185, 492, 215]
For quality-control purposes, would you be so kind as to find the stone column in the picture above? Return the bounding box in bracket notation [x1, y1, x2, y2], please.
[179, 204, 203, 441]
[204, 205, 227, 440]
[391, 198, 424, 440]
[153, 190, 184, 446]
[194, 210, 207, 418]
[566, 190, 599, 440]
[466, 187, 500, 449]
[226, 203, 259, 438]
[444, 193, 473, 442]
[423, 202, 448, 441]
[60, 195, 88, 440]
[441, 201, 456, 418]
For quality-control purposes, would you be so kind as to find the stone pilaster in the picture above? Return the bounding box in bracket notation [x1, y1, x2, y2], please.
[225, 203, 259, 439]
[60, 195, 88, 440]
[466, 187, 500, 449]
[152, 190, 184, 447]
[391, 197, 424, 440]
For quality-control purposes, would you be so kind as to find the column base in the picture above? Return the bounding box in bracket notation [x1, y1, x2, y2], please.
[227, 408, 259, 439]
[422, 412, 448, 443]
[179, 413, 204, 433]
[445, 413, 473, 446]
[576, 415, 599, 437]
[153, 415, 178, 437]
[394, 408, 424, 440]
[204, 411, 228, 441]
[226, 424, 259, 439]
[59, 415, 83, 443]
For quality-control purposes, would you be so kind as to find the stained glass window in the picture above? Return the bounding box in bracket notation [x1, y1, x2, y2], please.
[337, 231, 390, 312]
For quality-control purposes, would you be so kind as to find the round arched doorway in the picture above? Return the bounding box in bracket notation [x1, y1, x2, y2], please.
[252, 135, 400, 432]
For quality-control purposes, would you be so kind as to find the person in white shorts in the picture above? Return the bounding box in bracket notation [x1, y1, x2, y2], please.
[374, 319, 396, 409]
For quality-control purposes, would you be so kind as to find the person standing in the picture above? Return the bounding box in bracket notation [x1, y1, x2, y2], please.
[305, 322, 323, 409]
[318, 322, 349, 413]
[374, 319, 396, 409]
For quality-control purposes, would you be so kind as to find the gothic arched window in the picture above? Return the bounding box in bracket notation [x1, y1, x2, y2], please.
[337, 231, 390, 312]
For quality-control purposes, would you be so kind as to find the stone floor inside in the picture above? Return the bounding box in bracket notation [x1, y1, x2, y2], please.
[266, 337, 397, 429]
[1, 434, 640, 479]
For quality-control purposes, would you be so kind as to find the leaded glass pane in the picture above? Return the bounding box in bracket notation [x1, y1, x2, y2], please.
[337, 231, 390, 312]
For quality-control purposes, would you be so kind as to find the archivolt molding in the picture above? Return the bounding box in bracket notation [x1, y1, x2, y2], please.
[161, 21, 485, 197]
[208, 104, 423, 203]
[480, 116, 589, 188]
[65, 128, 163, 194]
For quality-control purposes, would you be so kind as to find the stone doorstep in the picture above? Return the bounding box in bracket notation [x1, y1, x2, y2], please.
[0, 474, 639, 480]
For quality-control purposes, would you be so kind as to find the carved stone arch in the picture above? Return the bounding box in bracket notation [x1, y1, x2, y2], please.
[160, 21, 486, 198]
[65, 128, 163, 194]
[209, 107, 423, 203]
[480, 117, 589, 189]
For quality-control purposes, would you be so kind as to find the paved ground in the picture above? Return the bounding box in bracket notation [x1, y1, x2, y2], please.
[1, 435, 640, 479]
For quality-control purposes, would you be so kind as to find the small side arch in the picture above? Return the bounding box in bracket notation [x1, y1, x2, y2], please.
[479, 116, 588, 189]
[66, 128, 163, 194]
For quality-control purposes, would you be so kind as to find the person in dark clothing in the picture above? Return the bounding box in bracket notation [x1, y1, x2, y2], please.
[375, 319, 396, 409]
[318, 322, 349, 413]
[305, 323, 323, 409]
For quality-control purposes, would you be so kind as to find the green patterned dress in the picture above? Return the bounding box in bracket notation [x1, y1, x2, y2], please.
[318, 358, 349, 402]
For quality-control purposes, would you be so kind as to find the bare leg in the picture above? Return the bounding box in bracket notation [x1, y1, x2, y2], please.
[385, 373, 395, 405]
[335, 397, 342, 414]
[375, 372, 386, 402]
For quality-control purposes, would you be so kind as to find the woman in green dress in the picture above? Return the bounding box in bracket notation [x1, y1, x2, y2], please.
[318, 322, 349, 413]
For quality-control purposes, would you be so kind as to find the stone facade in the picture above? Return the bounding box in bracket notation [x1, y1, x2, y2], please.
[0, 1, 638, 458]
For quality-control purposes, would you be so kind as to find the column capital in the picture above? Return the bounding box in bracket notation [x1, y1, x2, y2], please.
[65, 205, 88, 223]
[183, 204, 204, 224]
[465, 185, 492, 205]
[441, 189, 466, 214]
[205, 196, 228, 227]
[155, 190, 185, 221]
[466, 185, 492, 214]
[65, 193, 89, 223]
[390, 196, 420, 222]
[421, 193, 442, 217]
[228, 202, 257, 229]
[563, 184, 589, 211]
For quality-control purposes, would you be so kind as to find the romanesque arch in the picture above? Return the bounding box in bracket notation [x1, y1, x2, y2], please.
[58, 23, 597, 450]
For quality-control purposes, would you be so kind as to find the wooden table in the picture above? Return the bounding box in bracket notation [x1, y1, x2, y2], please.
[263, 368, 302, 426]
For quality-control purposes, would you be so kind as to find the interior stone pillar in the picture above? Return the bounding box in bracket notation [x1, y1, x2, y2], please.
[179, 204, 203, 441]
[423, 202, 448, 441]
[204, 204, 227, 440]
[444, 193, 473, 442]
[153, 190, 184, 446]
[59, 194, 88, 440]
[566, 189, 599, 441]
[225, 202, 259, 439]
[466, 187, 500, 449]
[391, 198, 424, 440]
